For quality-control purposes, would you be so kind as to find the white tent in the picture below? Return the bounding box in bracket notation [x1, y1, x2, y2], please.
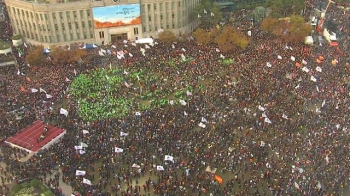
[82, 44, 98, 49]
[305, 36, 314, 45]
[135, 38, 154, 44]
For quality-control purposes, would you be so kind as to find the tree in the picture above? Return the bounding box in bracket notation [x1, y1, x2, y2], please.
[30, 179, 40, 188]
[265, 0, 305, 17]
[193, 28, 211, 45]
[215, 26, 251, 52]
[50, 46, 68, 65]
[261, 15, 312, 43]
[261, 17, 280, 34]
[194, 0, 223, 29]
[25, 45, 46, 66]
[158, 30, 176, 44]
[50, 45, 88, 65]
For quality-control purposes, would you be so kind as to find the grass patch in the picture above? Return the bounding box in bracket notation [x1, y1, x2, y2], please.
[70, 66, 197, 121]
[10, 180, 53, 196]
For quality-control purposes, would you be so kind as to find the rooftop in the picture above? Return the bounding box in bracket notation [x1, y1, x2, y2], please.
[0, 40, 11, 50]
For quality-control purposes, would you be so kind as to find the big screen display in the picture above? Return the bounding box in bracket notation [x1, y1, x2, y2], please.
[92, 4, 141, 29]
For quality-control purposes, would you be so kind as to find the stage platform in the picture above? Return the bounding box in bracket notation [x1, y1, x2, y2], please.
[5, 121, 66, 154]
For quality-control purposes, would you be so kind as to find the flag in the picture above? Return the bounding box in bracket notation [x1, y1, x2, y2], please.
[302, 59, 307, 65]
[214, 175, 223, 184]
[258, 105, 265, 111]
[310, 76, 317, 82]
[31, 88, 38, 93]
[204, 9, 207, 14]
[132, 163, 140, 168]
[79, 150, 86, 154]
[46, 94, 53, 98]
[80, 142, 88, 147]
[26, 77, 31, 82]
[65, 77, 70, 82]
[75, 170, 86, 176]
[211, 12, 214, 16]
[124, 81, 131, 88]
[82, 178, 92, 185]
[198, 122, 206, 128]
[74, 146, 83, 150]
[120, 132, 128, 137]
[60, 108, 68, 116]
[264, 118, 272, 124]
[198, 14, 201, 18]
[82, 130, 89, 134]
[164, 155, 174, 162]
[184, 111, 188, 116]
[294, 182, 300, 190]
[201, 117, 208, 123]
[282, 113, 288, 119]
[260, 141, 266, 147]
[20, 86, 27, 92]
[316, 66, 322, 72]
[266, 62, 272, 67]
[181, 54, 186, 61]
[114, 147, 123, 153]
[156, 165, 164, 171]
[301, 67, 309, 73]
[179, 100, 186, 106]
[39, 88, 46, 93]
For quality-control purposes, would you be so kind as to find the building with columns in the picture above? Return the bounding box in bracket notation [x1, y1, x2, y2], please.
[4, 0, 200, 47]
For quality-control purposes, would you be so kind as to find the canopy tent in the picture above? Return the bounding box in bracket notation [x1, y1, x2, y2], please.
[82, 44, 98, 49]
[135, 38, 154, 44]
[43, 48, 51, 54]
[305, 36, 314, 45]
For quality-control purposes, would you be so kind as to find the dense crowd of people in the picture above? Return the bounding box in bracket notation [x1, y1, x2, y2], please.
[1, 1, 350, 196]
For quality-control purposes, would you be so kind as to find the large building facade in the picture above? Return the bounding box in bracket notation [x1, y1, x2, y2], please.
[4, 0, 200, 46]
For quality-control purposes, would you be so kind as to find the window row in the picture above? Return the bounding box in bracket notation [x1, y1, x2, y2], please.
[14, 19, 92, 32]
[10, 7, 91, 22]
[17, 28, 94, 43]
